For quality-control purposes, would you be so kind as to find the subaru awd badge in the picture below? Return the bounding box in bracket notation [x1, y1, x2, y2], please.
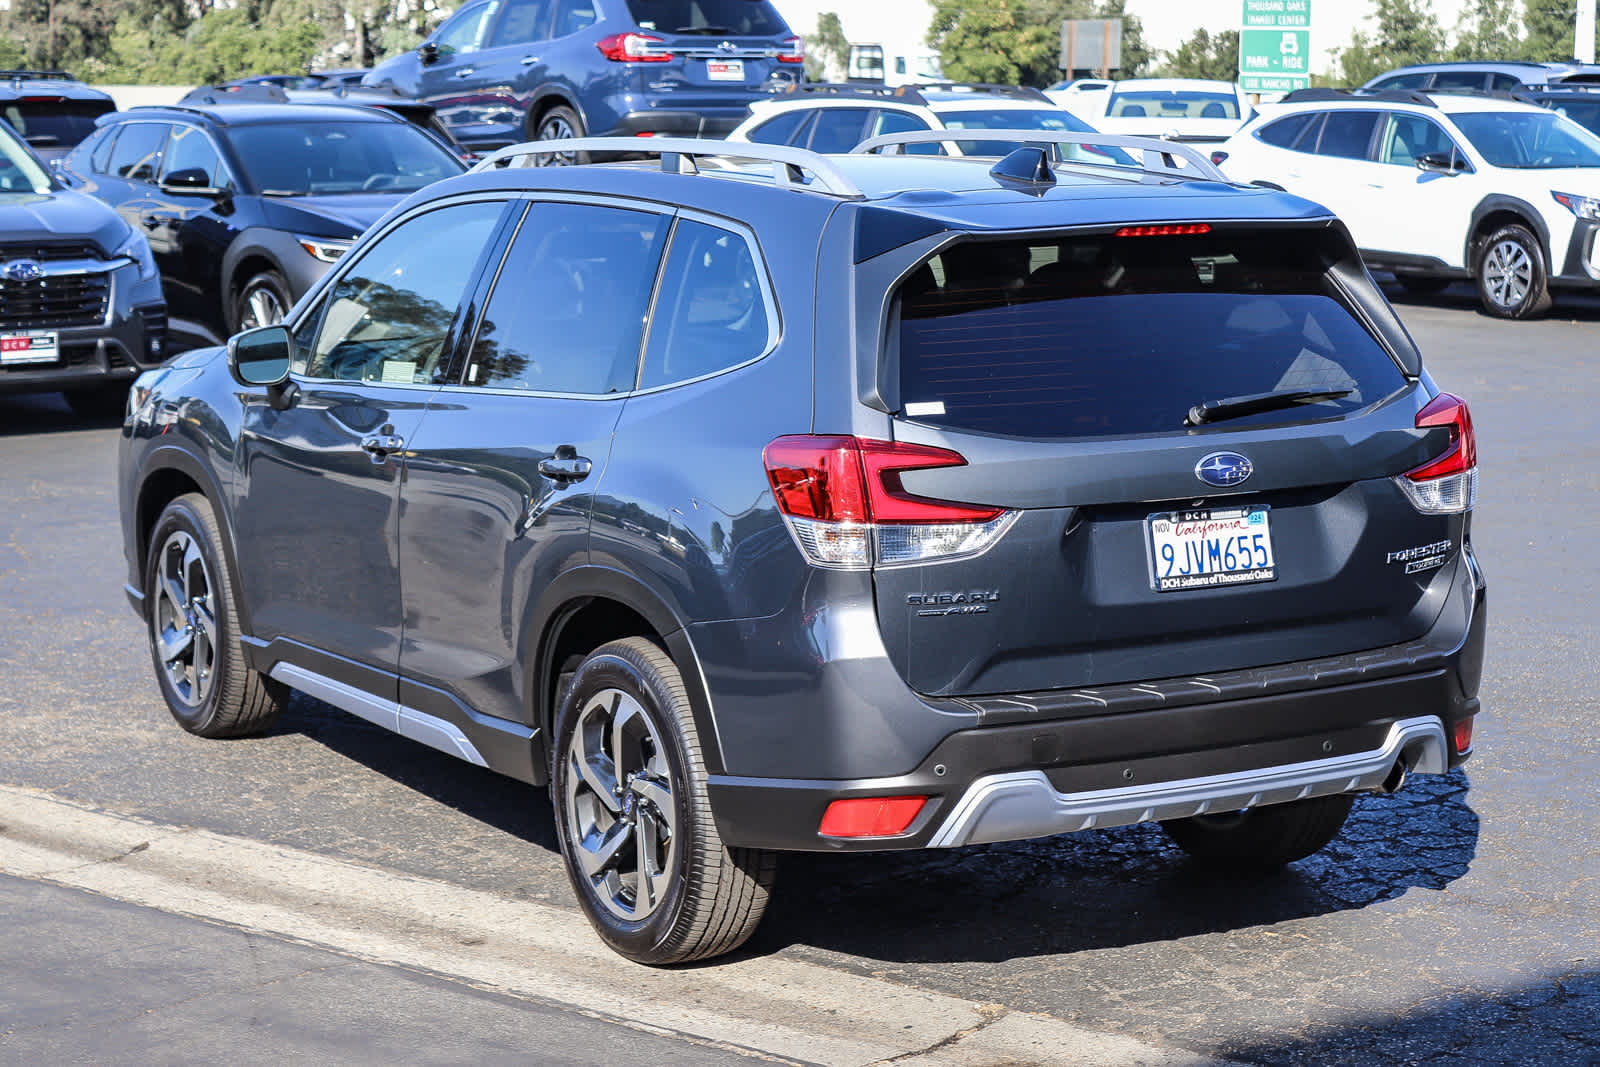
[1195, 451, 1253, 488]
[2, 259, 44, 282]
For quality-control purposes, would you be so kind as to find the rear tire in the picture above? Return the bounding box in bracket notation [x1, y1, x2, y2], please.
[1160, 793, 1355, 871]
[551, 637, 775, 964]
[145, 493, 287, 738]
[1473, 223, 1551, 319]
[532, 104, 588, 166]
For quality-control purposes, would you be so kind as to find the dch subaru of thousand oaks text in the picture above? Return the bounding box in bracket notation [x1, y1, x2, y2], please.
[117, 131, 1486, 964]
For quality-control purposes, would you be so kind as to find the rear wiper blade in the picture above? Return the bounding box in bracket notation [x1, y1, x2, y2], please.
[1185, 388, 1351, 427]
[673, 24, 733, 34]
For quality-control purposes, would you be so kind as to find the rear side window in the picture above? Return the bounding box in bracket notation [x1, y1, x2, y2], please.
[105, 122, 169, 181]
[489, 0, 552, 47]
[639, 218, 772, 389]
[1431, 71, 1487, 90]
[745, 109, 809, 146]
[1313, 110, 1378, 159]
[894, 230, 1407, 440]
[1255, 112, 1315, 149]
[806, 108, 872, 153]
[1371, 73, 1429, 90]
[624, 0, 788, 36]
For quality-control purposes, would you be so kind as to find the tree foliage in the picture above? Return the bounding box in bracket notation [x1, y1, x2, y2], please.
[927, 0, 1151, 87]
[1451, 0, 1524, 60]
[1331, 0, 1447, 87]
[1520, 0, 1600, 61]
[1162, 28, 1241, 80]
[805, 11, 849, 83]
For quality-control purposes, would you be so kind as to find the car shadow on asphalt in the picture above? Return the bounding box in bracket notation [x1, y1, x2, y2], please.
[1381, 279, 1600, 322]
[748, 771, 1479, 965]
[0, 393, 126, 435]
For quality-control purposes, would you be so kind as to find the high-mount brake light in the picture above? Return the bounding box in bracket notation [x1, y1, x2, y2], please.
[596, 32, 672, 62]
[1397, 392, 1478, 514]
[777, 35, 805, 63]
[1114, 223, 1212, 237]
[763, 435, 1015, 569]
[818, 796, 927, 838]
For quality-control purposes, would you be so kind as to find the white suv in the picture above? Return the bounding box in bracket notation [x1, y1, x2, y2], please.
[1214, 88, 1600, 318]
[727, 82, 1105, 159]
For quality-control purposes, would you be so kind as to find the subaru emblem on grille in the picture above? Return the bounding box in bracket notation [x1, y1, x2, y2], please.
[718, 40, 736, 52]
[2, 259, 45, 282]
[1195, 451, 1254, 488]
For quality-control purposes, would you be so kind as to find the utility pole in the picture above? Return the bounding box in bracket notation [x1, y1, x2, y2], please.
[1581, 0, 1597, 64]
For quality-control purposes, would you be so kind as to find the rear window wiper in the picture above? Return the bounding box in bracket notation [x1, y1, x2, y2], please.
[1185, 388, 1351, 427]
[673, 24, 733, 34]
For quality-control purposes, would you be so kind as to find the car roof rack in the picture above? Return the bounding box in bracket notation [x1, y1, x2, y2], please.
[472, 137, 866, 198]
[850, 129, 1228, 183]
[911, 82, 1052, 103]
[778, 82, 928, 105]
[1279, 87, 1438, 107]
[2, 68, 79, 85]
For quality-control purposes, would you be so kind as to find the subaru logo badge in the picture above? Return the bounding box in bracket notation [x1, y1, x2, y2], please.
[718, 40, 736, 52]
[2, 259, 44, 282]
[1195, 451, 1253, 488]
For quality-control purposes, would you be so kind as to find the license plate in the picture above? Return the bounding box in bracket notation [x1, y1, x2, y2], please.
[1, 331, 59, 366]
[1147, 506, 1276, 592]
[706, 59, 744, 81]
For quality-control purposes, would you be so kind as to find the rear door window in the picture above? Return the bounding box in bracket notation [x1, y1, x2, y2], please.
[1313, 110, 1379, 159]
[638, 218, 773, 389]
[1431, 70, 1488, 90]
[488, 0, 552, 47]
[745, 109, 809, 146]
[894, 230, 1407, 439]
[805, 108, 872, 153]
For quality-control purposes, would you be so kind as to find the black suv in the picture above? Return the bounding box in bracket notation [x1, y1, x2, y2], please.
[0, 117, 165, 413]
[362, 0, 803, 157]
[0, 69, 117, 163]
[118, 132, 1486, 965]
[59, 101, 465, 347]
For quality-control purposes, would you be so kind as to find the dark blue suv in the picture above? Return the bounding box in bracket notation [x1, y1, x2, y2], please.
[362, 0, 802, 159]
[118, 132, 1486, 965]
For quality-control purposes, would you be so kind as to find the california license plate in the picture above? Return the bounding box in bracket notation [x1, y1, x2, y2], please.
[1147, 506, 1276, 592]
[1, 331, 59, 365]
[706, 59, 745, 81]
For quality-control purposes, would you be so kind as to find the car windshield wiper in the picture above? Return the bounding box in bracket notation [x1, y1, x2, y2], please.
[1185, 388, 1351, 427]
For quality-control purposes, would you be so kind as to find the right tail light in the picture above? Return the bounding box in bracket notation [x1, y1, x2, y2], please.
[1397, 392, 1478, 514]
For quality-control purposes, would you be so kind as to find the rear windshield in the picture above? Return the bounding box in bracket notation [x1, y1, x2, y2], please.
[624, 0, 788, 36]
[1, 99, 114, 150]
[895, 230, 1407, 439]
[1107, 90, 1241, 120]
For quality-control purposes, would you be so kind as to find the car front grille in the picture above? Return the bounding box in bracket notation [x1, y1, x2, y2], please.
[1, 242, 103, 261]
[0, 273, 110, 329]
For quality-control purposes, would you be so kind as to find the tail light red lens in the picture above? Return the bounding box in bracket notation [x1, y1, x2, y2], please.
[819, 796, 927, 838]
[1114, 223, 1212, 237]
[1211, 150, 1229, 166]
[763, 436, 869, 523]
[777, 35, 805, 63]
[596, 32, 671, 62]
[1398, 392, 1478, 514]
[1453, 716, 1474, 756]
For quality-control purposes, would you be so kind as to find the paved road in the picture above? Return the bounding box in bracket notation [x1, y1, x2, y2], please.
[1, 284, 1597, 1065]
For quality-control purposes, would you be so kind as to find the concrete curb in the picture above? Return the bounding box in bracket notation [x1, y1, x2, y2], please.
[0, 785, 1226, 1066]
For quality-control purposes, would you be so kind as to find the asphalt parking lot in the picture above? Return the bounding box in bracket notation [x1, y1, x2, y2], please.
[1, 281, 1596, 1065]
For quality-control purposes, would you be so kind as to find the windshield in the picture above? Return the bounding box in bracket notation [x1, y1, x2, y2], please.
[1, 100, 115, 149]
[623, 0, 788, 35]
[938, 108, 1133, 165]
[228, 121, 465, 195]
[1452, 110, 1600, 168]
[1542, 99, 1600, 137]
[0, 122, 52, 193]
[1108, 89, 1241, 120]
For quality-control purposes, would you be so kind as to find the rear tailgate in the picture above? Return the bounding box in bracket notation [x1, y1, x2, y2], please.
[869, 226, 1466, 697]
[624, 0, 796, 96]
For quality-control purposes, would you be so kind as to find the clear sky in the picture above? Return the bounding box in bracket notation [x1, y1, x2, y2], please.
[770, 1, 1476, 74]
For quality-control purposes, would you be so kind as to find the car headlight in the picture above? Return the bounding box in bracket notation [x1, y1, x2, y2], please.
[1552, 191, 1600, 221]
[115, 229, 158, 280]
[296, 235, 355, 263]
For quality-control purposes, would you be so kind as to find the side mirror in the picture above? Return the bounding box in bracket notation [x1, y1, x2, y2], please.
[1416, 152, 1461, 175]
[229, 325, 293, 388]
[418, 41, 440, 65]
[159, 168, 227, 197]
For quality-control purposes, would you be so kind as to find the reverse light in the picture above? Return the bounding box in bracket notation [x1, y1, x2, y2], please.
[763, 435, 1015, 569]
[819, 796, 927, 838]
[1552, 190, 1600, 221]
[296, 235, 354, 263]
[1397, 392, 1478, 514]
[1114, 223, 1212, 237]
[776, 35, 805, 63]
[597, 32, 672, 62]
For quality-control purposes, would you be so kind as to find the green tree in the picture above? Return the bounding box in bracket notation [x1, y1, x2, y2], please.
[1451, 0, 1523, 60]
[1162, 27, 1241, 80]
[805, 11, 849, 82]
[929, 0, 1150, 86]
[1520, 0, 1600, 60]
[1331, 0, 1447, 87]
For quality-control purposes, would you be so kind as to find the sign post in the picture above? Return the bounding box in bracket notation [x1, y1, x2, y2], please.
[1239, 0, 1310, 95]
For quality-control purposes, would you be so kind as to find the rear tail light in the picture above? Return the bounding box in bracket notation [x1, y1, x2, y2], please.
[1397, 392, 1478, 514]
[763, 435, 1016, 569]
[1453, 716, 1474, 756]
[819, 796, 927, 838]
[777, 35, 805, 63]
[597, 32, 672, 62]
[1210, 150, 1229, 166]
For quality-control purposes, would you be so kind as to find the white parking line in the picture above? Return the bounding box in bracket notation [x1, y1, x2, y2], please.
[0, 785, 1228, 1067]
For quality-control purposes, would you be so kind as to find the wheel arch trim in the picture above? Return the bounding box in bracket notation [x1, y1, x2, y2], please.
[1467, 195, 1552, 272]
[132, 445, 254, 636]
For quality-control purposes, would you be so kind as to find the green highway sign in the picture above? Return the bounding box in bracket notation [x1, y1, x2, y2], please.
[1243, 0, 1309, 28]
[1239, 0, 1310, 94]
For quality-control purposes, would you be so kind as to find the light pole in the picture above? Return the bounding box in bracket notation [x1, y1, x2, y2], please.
[1581, 0, 1597, 64]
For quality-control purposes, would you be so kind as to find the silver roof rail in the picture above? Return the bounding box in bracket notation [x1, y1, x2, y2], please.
[849, 130, 1229, 183]
[470, 137, 866, 199]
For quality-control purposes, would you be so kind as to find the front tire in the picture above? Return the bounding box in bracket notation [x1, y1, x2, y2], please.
[1474, 223, 1551, 319]
[231, 269, 292, 333]
[552, 637, 775, 964]
[1160, 793, 1355, 871]
[532, 104, 588, 166]
[145, 493, 287, 738]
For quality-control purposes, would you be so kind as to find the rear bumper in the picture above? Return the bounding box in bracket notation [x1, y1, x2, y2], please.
[706, 547, 1485, 853]
[604, 108, 751, 139]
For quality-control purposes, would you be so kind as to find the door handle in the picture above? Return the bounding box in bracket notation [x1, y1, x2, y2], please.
[453, 67, 475, 78]
[360, 424, 406, 460]
[141, 214, 161, 227]
[520, 54, 541, 65]
[538, 444, 592, 485]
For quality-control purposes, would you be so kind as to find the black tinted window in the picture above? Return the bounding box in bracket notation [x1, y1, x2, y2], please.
[806, 108, 871, 153]
[0, 99, 114, 150]
[469, 203, 668, 394]
[746, 109, 808, 146]
[624, 0, 787, 35]
[1256, 112, 1314, 149]
[1314, 111, 1378, 158]
[300, 201, 505, 382]
[639, 219, 771, 389]
[105, 122, 169, 181]
[1371, 73, 1429, 89]
[895, 231, 1406, 439]
[229, 121, 463, 194]
[1431, 71, 1487, 90]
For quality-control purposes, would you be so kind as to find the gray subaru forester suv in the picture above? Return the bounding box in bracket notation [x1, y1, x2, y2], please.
[118, 131, 1486, 964]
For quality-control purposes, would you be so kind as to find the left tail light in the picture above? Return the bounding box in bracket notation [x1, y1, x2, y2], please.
[1397, 392, 1478, 514]
[777, 35, 805, 64]
[763, 435, 1016, 569]
[597, 32, 672, 62]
